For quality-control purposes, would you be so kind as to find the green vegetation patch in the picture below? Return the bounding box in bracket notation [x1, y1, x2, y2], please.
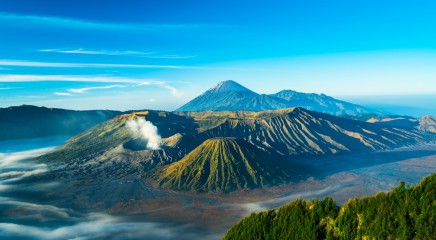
[224, 173, 436, 240]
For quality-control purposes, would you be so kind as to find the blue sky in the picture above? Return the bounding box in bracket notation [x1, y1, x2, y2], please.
[0, 0, 435, 115]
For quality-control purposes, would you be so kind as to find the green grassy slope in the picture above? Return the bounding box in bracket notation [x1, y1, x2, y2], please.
[152, 138, 291, 192]
[37, 113, 132, 163]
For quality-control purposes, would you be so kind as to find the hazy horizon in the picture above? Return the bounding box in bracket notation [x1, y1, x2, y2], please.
[2, 83, 435, 118]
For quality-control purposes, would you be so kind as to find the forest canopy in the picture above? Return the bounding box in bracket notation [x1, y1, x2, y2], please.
[224, 174, 436, 240]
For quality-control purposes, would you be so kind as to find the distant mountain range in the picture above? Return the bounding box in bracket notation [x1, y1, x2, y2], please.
[38, 107, 431, 193]
[1, 82, 433, 143]
[0, 105, 120, 141]
[2, 101, 434, 144]
[177, 80, 377, 116]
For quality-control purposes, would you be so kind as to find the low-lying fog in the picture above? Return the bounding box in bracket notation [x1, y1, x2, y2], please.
[0, 137, 220, 240]
[1, 137, 435, 240]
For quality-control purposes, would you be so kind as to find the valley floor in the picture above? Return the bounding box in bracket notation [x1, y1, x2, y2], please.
[1, 138, 435, 239]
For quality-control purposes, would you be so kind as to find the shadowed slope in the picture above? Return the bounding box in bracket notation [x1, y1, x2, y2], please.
[200, 108, 426, 156]
[152, 138, 291, 192]
[0, 105, 120, 141]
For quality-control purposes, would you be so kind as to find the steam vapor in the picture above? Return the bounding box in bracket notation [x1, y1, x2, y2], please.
[126, 118, 162, 150]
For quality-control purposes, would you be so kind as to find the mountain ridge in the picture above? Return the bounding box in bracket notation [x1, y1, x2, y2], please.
[197, 107, 425, 156]
[176, 80, 377, 116]
[37, 108, 431, 192]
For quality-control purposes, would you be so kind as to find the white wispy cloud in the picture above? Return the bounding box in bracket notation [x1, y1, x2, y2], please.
[0, 12, 210, 31]
[148, 55, 196, 59]
[67, 85, 126, 94]
[0, 74, 153, 83]
[54, 92, 73, 96]
[39, 48, 196, 59]
[0, 147, 56, 167]
[161, 85, 181, 96]
[136, 81, 180, 96]
[0, 74, 182, 96]
[136, 81, 152, 86]
[40, 48, 157, 56]
[0, 211, 216, 240]
[0, 59, 201, 69]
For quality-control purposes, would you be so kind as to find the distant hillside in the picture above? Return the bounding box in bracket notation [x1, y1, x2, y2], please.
[196, 108, 425, 156]
[177, 80, 376, 116]
[224, 173, 436, 240]
[272, 90, 371, 116]
[0, 105, 120, 141]
[38, 110, 199, 165]
[345, 114, 436, 134]
[152, 138, 292, 192]
[39, 108, 430, 192]
[43, 107, 425, 164]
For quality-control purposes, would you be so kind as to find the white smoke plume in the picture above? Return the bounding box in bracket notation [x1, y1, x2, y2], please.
[126, 118, 162, 150]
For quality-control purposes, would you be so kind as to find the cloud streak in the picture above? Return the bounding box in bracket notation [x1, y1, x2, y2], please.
[0, 59, 202, 69]
[161, 84, 181, 96]
[0, 12, 211, 31]
[0, 147, 57, 193]
[0, 74, 182, 96]
[0, 213, 217, 240]
[67, 84, 126, 94]
[53, 92, 73, 96]
[40, 48, 156, 56]
[0, 74, 154, 83]
[39, 48, 195, 59]
[0, 147, 56, 168]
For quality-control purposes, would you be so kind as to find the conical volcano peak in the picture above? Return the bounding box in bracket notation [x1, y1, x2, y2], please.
[152, 137, 291, 192]
[210, 80, 256, 93]
[176, 80, 260, 111]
